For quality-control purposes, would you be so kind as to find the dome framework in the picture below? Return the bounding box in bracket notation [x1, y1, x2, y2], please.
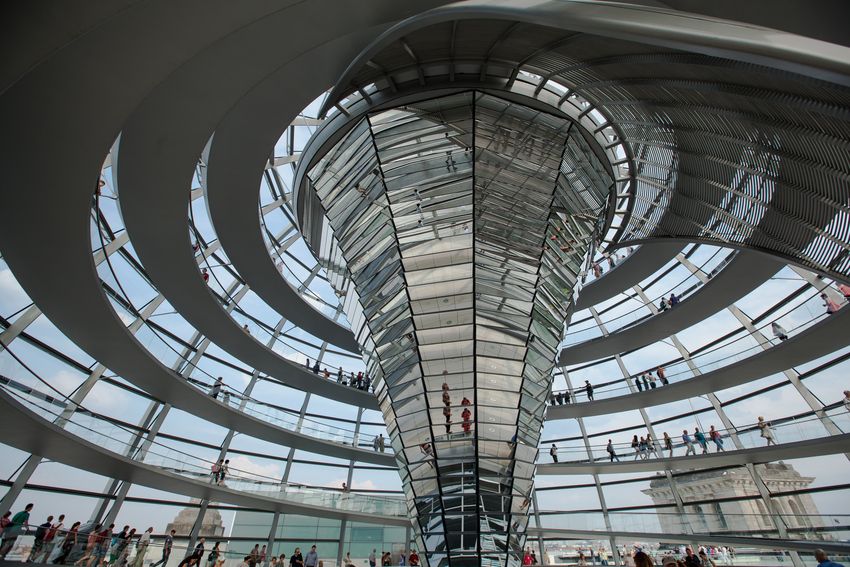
[1, 2, 849, 567]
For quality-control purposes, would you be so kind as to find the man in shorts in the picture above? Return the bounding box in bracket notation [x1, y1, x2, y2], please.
[88, 524, 114, 567]
[28, 515, 54, 562]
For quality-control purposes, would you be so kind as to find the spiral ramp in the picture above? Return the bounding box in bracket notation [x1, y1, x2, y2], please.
[1, 2, 850, 566]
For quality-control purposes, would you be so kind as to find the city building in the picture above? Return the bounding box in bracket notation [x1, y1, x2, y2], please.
[0, 2, 849, 567]
[643, 464, 828, 539]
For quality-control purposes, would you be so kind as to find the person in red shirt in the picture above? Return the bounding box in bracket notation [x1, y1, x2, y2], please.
[462, 408, 471, 435]
[202, 268, 209, 283]
[408, 550, 420, 566]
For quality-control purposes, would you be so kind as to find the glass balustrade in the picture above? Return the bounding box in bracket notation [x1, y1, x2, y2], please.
[551, 293, 831, 406]
[561, 249, 731, 347]
[112, 315, 387, 452]
[546, 413, 845, 465]
[3, 385, 405, 517]
[537, 511, 850, 541]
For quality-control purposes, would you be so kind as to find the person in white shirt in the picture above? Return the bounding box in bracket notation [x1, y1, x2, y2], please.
[131, 527, 153, 567]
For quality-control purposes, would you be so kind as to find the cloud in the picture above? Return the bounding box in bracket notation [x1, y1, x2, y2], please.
[50, 370, 85, 397]
[228, 455, 281, 480]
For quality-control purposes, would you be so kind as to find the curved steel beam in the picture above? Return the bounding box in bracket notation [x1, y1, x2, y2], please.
[320, 0, 850, 116]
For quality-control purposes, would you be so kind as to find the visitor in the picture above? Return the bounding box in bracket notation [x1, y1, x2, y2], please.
[202, 268, 209, 284]
[34, 513, 65, 563]
[709, 425, 725, 452]
[648, 374, 657, 389]
[462, 407, 472, 435]
[409, 549, 419, 566]
[211, 459, 223, 484]
[814, 549, 845, 567]
[694, 428, 708, 454]
[585, 380, 594, 401]
[663, 432, 673, 457]
[443, 389, 451, 406]
[772, 322, 789, 341]
[563, 390, 571, 404]
[550, 444, 558, 463]
[606, 439, 620, 462]
[210, 377, 223, 399]
[75, 523, 102, 566]
[337, 368, 343, 383]
[0, 503, 33, 559]
[149, 530, 174, 567]
[683, 548, 700, 567]
[634, 551, 654, 567]
[304, 545, 318, 567]
[657, 366, 668, 386]
[131, 527, 153, 567]
[243, 324, 250, 334]
[642, 374, 649, 391]
[369, 549, 377, 567]
[698, 550, 716, 567]
[683, 430, 696, 456]
[646, 433, 659, 458]
[191, 538, 206, 564]
[312, 362, 320, 374]
[638, 436, 648, 459]
[109, 526, 130, 566]
[635, 376, 643, 392]
[843, 390, 850, 412]
[218, 459, 229, 486]
[822, 293, 841, 314]
[88, 523, 113, 567]
[28, 515, 54, 563]
[209, 542, 222, 567]
[290, 547, 303, 567]
[374, 434, 385, 452]
[54, 521, 81, 565]
[658, 297, 668, 312]
[669, 293, 679, 307]
[758, 416, 776, 446]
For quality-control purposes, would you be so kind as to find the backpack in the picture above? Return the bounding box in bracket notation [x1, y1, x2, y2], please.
[34, 522, 50, 541]
[45, 523, 61, 542]
[211, 463, 218, 473]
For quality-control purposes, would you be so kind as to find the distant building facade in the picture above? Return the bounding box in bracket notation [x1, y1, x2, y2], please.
[642, 463, 829, 540]
[166, 498, 226, 537]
